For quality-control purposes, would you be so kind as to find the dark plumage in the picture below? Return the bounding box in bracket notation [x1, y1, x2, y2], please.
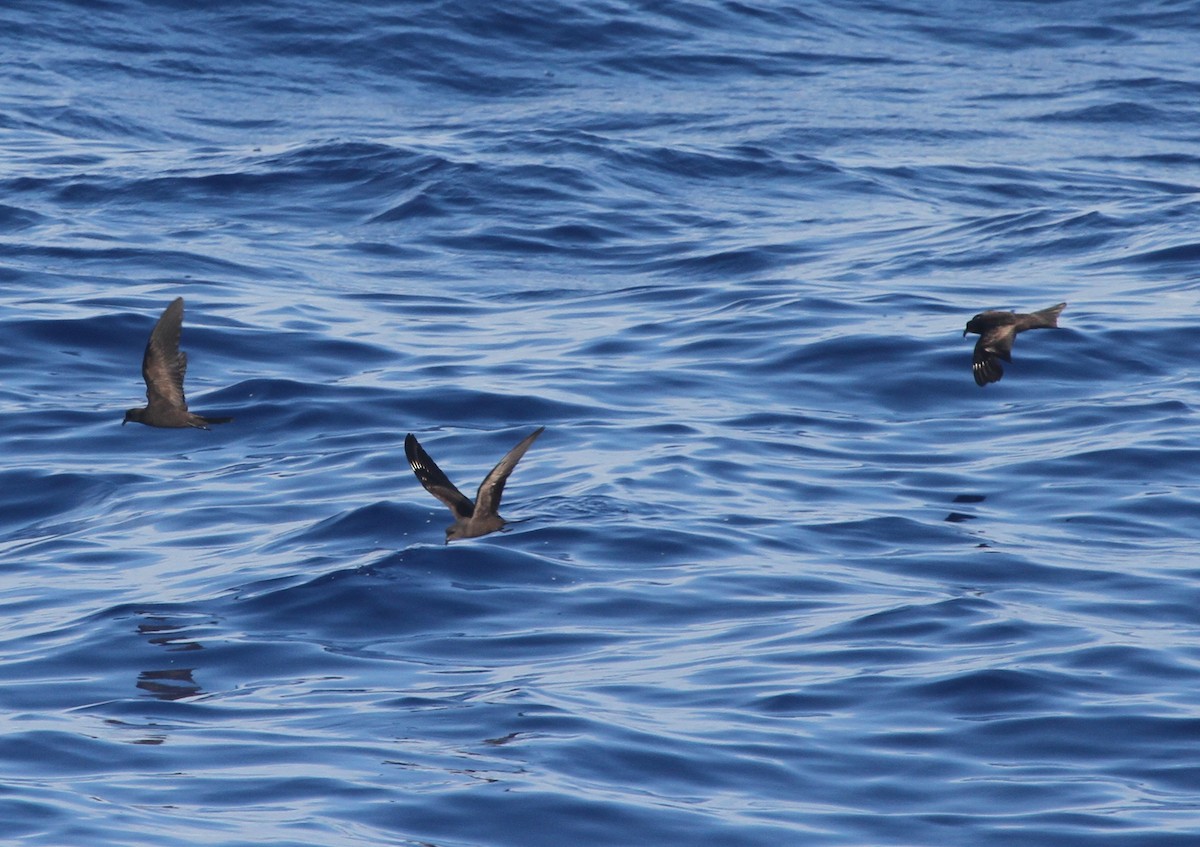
[405, 427, 544, 541]
[123, 297, 232, 429]
[963, 302, 1066, 386]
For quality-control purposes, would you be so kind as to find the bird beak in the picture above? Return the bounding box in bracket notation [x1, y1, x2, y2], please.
[962, 329, 968, 337]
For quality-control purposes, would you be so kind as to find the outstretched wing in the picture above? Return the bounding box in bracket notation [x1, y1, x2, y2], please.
[143, 297, 189, 410]
[474, 427, 544, 518]
[405, 433, 475, 519]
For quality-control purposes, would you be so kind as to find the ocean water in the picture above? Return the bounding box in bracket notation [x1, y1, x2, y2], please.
[2, 1, 1199, 844]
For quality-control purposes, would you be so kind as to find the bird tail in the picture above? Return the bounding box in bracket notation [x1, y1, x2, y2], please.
[189, 414, 233, 430]
[1030, 302, 1066, 328]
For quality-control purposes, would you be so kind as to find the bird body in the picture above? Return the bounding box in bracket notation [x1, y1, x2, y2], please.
[405, 427, 544, 541]
[963, 302, 1065, 386]
[123, 297, 232, 429]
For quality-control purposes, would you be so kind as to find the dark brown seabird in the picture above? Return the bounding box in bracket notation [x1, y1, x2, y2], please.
[123, 296, 232, 429]
[963, 302, 1066, 387]
[405, 426, 545, 541]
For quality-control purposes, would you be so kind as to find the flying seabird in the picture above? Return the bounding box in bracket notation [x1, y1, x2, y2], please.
[963, 302, 1066, 386]
[405, 426, 545, 541]
[123, 296, 232, 429]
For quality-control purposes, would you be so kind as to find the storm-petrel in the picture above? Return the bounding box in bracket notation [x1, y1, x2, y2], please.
[123, 297, 232, 429]
[405, 426, 545, 541]
[963, 302, 1066, 386]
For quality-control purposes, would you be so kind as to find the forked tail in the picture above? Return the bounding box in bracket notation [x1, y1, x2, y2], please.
[1031, 302, 1066, 328]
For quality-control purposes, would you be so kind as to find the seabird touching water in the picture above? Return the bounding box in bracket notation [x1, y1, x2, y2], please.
[963, 302, 1066, 386]
[405, 426, 545, 541]
[123, 297, 233, 429]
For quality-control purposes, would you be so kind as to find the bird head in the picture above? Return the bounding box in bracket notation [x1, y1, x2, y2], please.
[963, 313, 988, 336]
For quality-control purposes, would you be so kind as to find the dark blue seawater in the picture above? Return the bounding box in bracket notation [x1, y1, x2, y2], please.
[2, 1, 1199, 844]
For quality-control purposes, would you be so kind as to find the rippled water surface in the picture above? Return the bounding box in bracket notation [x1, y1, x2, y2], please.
[3, 1, 1200, 844]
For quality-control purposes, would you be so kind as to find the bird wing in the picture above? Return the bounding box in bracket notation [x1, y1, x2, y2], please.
[142, 297, 189, 410]
[474, 427, 544, 518]
[972, 326, 1015, 386]
[980, 325, 1017, 362]
[405, 433, 475, 519]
